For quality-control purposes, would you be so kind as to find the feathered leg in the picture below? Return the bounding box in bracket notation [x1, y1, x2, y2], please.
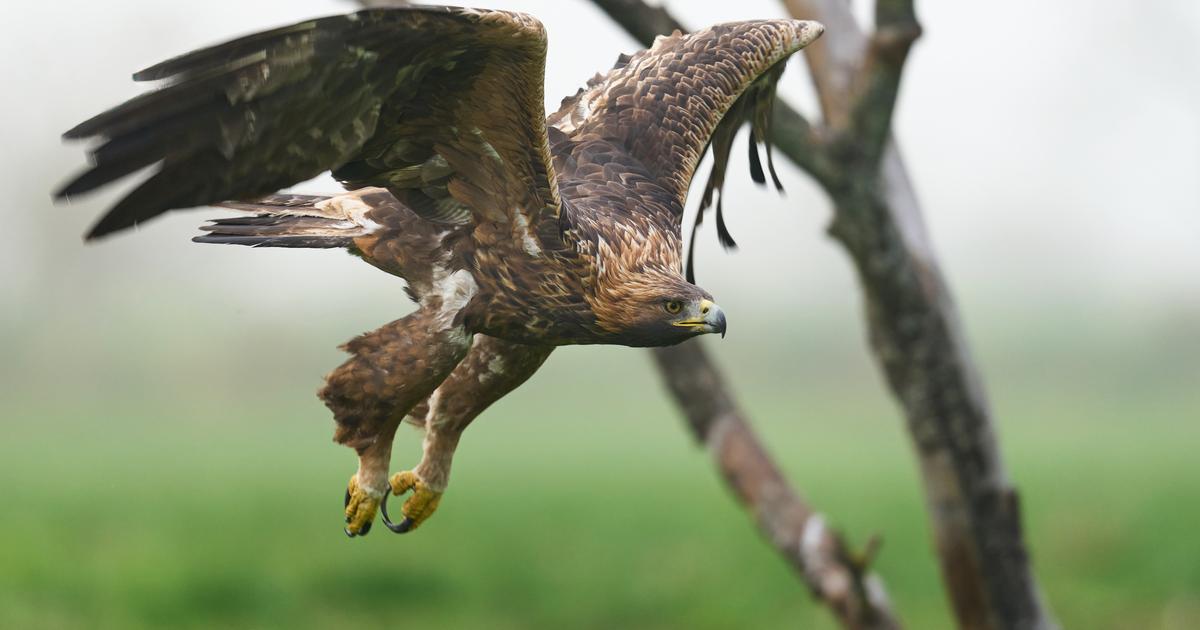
[321, 307, 472, 537]
[382, 335, 554, 533]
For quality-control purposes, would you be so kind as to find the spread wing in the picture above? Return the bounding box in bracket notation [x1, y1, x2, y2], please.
[58, 7, 560, 242]
[549, 20, 823, 280]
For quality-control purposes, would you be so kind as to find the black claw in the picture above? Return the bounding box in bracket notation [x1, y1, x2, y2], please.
[344, 527, 357, 538]
[379, 492, 414, 534]
[387, 517, 414, 534]
[359, 520, 373, 536]
[344, 488, 351, 508]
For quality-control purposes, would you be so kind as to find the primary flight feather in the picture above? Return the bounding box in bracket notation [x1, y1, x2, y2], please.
[57, 6, 823, 536]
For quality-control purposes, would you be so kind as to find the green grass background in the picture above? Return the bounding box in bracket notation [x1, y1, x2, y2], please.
[2, 300, 1197, 630]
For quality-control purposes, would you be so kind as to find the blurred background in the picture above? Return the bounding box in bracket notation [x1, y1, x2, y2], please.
[2, 1, 1197, 628]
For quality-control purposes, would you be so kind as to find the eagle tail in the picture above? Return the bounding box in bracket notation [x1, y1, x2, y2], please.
[193, 191, 381, 249]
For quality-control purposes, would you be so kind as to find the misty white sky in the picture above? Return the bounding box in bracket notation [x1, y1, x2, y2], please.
[2, 0, 1197, 331]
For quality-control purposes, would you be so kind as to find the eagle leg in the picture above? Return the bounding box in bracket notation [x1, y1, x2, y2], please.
[322, 306, 474, 538]
[378, 334, 554, 534]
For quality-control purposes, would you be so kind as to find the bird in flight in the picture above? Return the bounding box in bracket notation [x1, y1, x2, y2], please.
[57, 6, 823, 537]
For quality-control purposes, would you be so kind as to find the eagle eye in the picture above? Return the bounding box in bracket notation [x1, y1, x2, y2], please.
[664, 300, 683, 314]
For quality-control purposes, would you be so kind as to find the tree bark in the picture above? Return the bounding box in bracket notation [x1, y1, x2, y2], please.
[651, 342, 901, 630]
[593, 0, 1058, 628]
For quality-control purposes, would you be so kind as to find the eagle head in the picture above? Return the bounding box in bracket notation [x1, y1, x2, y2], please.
[590, 263, 727, 347]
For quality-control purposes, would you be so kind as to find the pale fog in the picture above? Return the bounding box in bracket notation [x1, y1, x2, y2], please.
[1, 0, 1197, 389]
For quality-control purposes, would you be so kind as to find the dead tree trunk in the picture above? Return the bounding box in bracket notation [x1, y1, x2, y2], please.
[591, 0, 1058, 628]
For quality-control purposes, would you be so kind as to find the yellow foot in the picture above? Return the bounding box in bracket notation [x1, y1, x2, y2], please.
[381, 471, 443, 534]
[343, 475, 384, 538]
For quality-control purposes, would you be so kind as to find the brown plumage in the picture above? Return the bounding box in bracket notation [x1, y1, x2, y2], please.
[56, 7, 823, 535]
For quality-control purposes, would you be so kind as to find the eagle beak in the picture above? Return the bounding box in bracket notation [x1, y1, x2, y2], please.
[706, 301, 728, 338]
[673, 299, 727, 338]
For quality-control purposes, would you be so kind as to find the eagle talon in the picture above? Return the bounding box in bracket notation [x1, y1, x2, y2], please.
[343, 475, 383, 538]
[379, 498, 414, 534]
[381, 470, 442, 534]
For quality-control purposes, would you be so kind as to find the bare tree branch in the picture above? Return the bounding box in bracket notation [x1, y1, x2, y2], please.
[651, 342, 901, 630]
[598, 0, 1058, 628]
[835, 3, 920, 169]
[780, 0, 869, 127]
[588, 0, 678, 43]
[783, 0, 1058, 627]
[590, 1, 903, 628]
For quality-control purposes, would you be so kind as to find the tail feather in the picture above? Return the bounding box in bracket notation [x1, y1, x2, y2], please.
[191, 234, 353, 248]
[194, 189, 386, 248]
[214, 194, 333, 212]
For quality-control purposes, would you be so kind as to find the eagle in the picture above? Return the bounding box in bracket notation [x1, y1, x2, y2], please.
[57, 7, 823, 537]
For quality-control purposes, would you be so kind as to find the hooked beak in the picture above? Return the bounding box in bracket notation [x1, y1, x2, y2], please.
[672, 299, 727, 338]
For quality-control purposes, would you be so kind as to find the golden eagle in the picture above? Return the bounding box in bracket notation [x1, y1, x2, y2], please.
[57, 7, 823, 536]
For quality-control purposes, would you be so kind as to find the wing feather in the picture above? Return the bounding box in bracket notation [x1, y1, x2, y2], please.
[549, 20, 823, 280]
[58, 6, 560, 244]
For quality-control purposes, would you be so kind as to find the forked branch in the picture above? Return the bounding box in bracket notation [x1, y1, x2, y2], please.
[597, 0, 1058, 628]
[592, 1, 902, 628]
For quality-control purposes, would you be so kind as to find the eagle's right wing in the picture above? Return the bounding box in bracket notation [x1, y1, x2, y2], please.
[58, 6, 561, 247]
[550, 20, 824, 281]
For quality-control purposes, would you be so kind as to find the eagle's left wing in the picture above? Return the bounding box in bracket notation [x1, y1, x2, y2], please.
[58, 7, 560, 244]
[551, 20, 823, 281]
